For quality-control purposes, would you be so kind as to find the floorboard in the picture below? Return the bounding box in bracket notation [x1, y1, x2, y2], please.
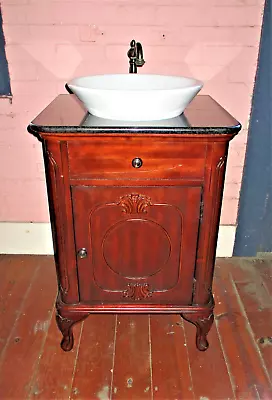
[235, 280, 272, 381]
[71, 314, 116, 400]
[150, 314, 194, 400]
[184, 311, 235, 400]
[29, 313, 82, 399]
[0, 256, 56, 399]
[214, 273, 272, 399]
[259, 259, 272, 298]
[0, 256, 271, 399]
[112, 314, 151, 399]
[0, 256, 39, 356]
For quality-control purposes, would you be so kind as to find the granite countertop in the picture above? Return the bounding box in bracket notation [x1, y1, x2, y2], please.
[28, 94, 241, 136]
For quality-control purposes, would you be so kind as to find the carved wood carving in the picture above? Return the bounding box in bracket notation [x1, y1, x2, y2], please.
[216, 154, 227, 170]
[117, 193, 152, 214]
[47, 151, 57, 170]
[182, 311, 214, 351]
[123, 282, 152, 300]
[56, 312, 88, 352]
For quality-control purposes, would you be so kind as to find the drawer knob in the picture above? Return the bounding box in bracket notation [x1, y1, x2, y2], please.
[132, 157, 143, 168]
[77, 248, 87, 259]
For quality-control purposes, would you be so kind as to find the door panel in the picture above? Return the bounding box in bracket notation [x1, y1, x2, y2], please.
[72, 185, 202, 305]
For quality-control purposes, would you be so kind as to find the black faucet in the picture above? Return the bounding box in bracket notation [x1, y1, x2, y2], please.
[127, 39, 145, 73]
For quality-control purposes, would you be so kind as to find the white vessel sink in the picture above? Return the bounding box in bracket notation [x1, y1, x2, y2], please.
[67, 74, 203, 121]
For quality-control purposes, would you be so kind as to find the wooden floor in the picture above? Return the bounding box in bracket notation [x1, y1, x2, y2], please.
[0, 256, 271, 399]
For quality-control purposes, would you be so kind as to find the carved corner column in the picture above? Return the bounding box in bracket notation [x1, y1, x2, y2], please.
[42, 139, 79, 304]
[193, 141, 230, 305]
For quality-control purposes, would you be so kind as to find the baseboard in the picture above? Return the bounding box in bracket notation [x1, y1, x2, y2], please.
[0, 222, 236, 257]
[0, 223, 54, 255]
[256, 252, 272, 259]
[216, 225, 236, 257]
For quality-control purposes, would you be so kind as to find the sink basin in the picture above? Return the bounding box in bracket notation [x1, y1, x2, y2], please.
[67, 74, 203, 121]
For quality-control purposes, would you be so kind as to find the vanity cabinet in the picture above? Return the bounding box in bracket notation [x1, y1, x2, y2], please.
[28, 94, 241, 352]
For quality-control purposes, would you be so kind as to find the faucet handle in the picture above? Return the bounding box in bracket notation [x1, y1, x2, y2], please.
[127, 39, 136, 59]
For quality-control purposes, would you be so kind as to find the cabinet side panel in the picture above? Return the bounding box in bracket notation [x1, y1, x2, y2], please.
[43, 140, 79, 303]
[194, 141, 229, 304]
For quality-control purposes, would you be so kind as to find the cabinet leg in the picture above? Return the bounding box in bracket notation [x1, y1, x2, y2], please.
[56, 312, 88, 352]
[181, 310, 214, 351]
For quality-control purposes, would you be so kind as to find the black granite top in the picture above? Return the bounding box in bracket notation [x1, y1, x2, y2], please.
[28, 94, 241, 136]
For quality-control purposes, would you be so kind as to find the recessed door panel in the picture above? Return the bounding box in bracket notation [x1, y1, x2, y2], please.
[102, 218, 171, 279]
[72, 186, 201, 305]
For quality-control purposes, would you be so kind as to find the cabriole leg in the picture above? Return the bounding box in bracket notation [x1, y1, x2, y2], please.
[56, 312, 88, 352]
[181, 310, 214, 351]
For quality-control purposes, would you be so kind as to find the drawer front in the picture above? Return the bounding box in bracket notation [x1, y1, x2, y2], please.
[68, 139, 206, 180]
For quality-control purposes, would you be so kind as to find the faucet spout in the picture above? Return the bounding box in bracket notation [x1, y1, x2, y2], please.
[127, 39, 145, 73]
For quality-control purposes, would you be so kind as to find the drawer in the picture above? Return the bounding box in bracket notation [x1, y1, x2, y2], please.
[67, 138, 207, 180]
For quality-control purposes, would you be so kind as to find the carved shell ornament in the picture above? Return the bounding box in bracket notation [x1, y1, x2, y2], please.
[123, 283, 152, 300]
[117, 193, 152, 214]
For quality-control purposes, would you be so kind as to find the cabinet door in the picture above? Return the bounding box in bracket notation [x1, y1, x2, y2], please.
[72, 185, 201, 305]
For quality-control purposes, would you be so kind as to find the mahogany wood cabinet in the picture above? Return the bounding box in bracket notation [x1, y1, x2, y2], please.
[28, 94, 241, 352]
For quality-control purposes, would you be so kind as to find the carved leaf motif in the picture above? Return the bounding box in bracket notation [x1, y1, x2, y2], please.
[199, 312, 214, 324]
[216, 155, 227, 170]
[47, 151, 57, 169]
[117, 193, 152, 214]
[123, 283, 152, 300]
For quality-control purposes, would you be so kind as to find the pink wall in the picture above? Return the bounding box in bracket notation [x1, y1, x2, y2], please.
[0, 0, 264, 224]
